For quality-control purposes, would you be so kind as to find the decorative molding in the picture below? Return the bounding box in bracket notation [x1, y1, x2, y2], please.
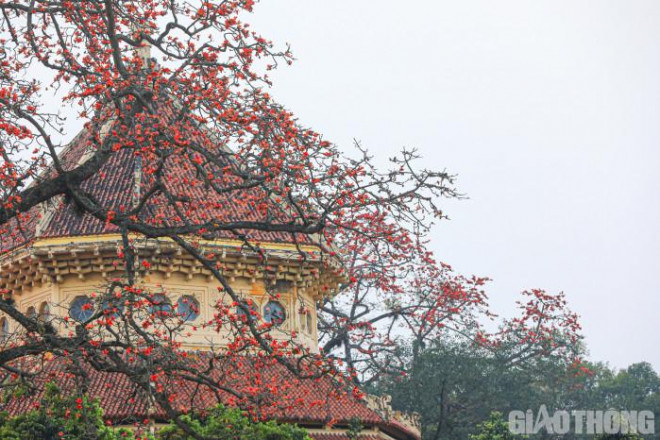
[0, 237, 344, 298]
[365, 394, 421, 437]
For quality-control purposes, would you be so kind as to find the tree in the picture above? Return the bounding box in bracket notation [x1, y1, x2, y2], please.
[318, 254, 584, 386]
[380, 341, 660, 440]
[0, 383, 310, 440]
[0, 383, 137, 440]
[0, 0, 457, 435]
[601, 363, 660, 411]
[382, 341, 501, 440]
[374, 338, 586, 440]
[594, 434, 643, 440]
[157, 405, 310, 440]
[0, 1, 583, 438]
[318, 227, 584, 385]
[317, 249, 492, 384]
[469, 412, 520, 440]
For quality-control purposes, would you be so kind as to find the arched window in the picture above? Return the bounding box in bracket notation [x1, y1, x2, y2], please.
[177, 295, 200, 322]
[298, 308, 313, 334]
[70, 296, 94, 322]
[0, 317, 9, 342]
[150, 294, 172, 317]
[236, 300, 258, 323]
[298, 311, 305, 330]
[26, 306, 37, 320]
[264, 301, 286, 326]
[38, 302, 50, 323]
[306, 313, 313, 334]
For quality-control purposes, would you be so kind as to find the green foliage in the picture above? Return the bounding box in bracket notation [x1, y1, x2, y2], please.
[0, 383, 311, 440]
[469, 412, 520, 440]
[600, 363, 660, 411]
[377, 342, 539, 439]
[565, 362, 659, 440]
[346, 417, 363, 440]
[594, 434, 644, 440]
[0, 383, 137, 440]
[374, 340, 660, 440]
[158, 405, 310, 440]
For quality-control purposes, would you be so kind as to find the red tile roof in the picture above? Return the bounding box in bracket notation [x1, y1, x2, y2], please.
[0, 100, 315, 255]
[309, 434, 381, 440]
[2, 356, 419, 440]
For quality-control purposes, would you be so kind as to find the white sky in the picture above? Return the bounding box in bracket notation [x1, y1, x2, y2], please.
[249, 1, 660, 370]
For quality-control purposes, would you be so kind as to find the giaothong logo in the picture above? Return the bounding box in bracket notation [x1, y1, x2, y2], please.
[508, 405, 655, 435]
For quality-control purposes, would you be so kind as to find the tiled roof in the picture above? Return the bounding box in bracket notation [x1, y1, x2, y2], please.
[2, 356, 419, 440]
[0, 100, 314, 255]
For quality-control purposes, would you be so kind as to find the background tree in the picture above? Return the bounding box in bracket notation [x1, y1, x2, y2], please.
[378, 344, 660, 440]
[318, 242, 583, 386]
[374, 338, 580, 440]
[468, 412, 521, 440]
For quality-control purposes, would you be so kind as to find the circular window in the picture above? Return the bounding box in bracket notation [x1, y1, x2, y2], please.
[69, 296, 94, 322]
[177, 295, 200, 322]
[236, 300, 258, 322]
[263, 301, 286, 326]
[150, 294, 172, 317]
[306, 314, 313, 333]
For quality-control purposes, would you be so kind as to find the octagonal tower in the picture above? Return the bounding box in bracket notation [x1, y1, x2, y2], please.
[0, 113, 343, 353]
[0, 100, 422, 440]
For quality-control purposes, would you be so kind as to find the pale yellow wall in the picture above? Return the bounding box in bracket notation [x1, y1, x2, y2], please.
[0, 283, 57, 339]
[2, 270, 319, 353]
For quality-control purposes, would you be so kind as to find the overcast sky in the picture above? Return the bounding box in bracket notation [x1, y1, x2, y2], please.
[249, 1, 660, 370]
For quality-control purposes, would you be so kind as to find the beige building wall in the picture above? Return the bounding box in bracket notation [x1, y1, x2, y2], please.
[1, 241, 322, 353]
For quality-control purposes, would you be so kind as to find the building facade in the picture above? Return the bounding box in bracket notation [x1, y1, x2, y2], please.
[0, 110, 420, 440]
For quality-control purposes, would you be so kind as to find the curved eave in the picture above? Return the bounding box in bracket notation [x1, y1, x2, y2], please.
[285, 419, 420, 440]
[0, 234, 346, 296]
